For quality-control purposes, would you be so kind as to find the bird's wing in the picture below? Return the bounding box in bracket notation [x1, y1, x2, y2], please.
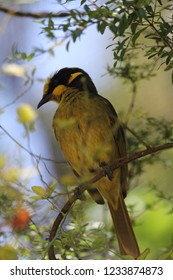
[99, 96, 128, 197]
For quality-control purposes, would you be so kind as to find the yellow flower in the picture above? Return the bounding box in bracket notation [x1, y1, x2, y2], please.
[17, 104, 37, 124]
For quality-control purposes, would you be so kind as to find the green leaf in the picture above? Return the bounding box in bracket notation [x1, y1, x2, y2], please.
[27, 52, 35, 62]
[119, 13, 128, 36]
[120, 48, 126, 61]
[72, 28, 83, 42]
[145, 5, 154, 15]
[132, 27, 147, 46]
[128, 12, 136, 26]
[148, 53, 158, 59]
[157, 0, 162, 5]
[160, 22, 172, 36]
[165, 51, 173, 65]
[97, 21, 107, 34]
[30, 195, 42, 200]
[109, 24, 118, 36]
[46, 183, 57, 197]
[137, 8, 147, 19]
[131, 22, 138, 34]
[113, 61, 117, 68]
[164, 62, 173, 71]
[66, 40, 70, 51]
[70, 10, 77, 20]
[32, 186, 46, 197]
[136, 0, 152, 7]
[84, 4, 91, 15]
[48, 17, 54, 29]
[21, 52, 27, 60]
[81, 0, 86, 4]
[145, 34, 162, 43]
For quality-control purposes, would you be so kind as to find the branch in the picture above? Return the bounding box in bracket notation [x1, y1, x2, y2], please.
[125, 124, 151, 149]
[48, 141, 173, 259]
[0, 6, 71, 19]
[125, 83, 137, 124]
[145, 18, 173, 50]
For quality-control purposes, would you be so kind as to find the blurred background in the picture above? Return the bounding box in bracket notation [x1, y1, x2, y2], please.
[0, 0, 173, 260]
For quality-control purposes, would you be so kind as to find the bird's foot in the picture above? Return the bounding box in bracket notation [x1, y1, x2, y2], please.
[74, 187, 86, 201]
[99, 162, 113, 181]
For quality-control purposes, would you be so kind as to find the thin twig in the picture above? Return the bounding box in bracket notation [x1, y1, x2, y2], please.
[0, 80, 33, 111]
[48, 141, 173, 259]
[125, 124, 151, 149]
[145, 18, 173, 50]
[0, 124, 65, 164]
[35, 158, 50, 188]
[0, 6, 71, 19]
[125, 82, 137, 124]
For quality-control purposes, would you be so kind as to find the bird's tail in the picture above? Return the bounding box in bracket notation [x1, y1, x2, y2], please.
[108, 193, 140, 259]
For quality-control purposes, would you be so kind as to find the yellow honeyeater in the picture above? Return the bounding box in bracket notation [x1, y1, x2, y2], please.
[37, 67, 140, 259]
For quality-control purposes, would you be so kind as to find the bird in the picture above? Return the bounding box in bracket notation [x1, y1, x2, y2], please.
[37, 67, 140, 259]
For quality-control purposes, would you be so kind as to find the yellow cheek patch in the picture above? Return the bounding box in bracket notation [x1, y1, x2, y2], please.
[68, 72, 83, 85]
[52, 85, 67, 97]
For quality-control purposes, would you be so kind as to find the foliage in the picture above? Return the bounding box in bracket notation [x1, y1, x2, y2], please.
[0, 0, 173, 260]
[39, 0, 173, 81]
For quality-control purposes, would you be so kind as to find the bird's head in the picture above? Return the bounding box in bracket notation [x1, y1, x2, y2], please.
[37, 67, 97, 108]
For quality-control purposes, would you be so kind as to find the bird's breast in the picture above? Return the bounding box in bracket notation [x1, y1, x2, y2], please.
[52, 95, 118, 177]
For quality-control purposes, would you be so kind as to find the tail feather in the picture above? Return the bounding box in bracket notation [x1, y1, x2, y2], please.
[108, 193, 140, 259]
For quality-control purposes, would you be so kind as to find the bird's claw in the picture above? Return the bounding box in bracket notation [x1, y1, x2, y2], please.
[99, 162, 113, 181]
[74, 187, 86, 201]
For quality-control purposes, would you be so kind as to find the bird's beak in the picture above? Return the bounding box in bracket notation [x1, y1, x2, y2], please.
[37, 93, 52, 109]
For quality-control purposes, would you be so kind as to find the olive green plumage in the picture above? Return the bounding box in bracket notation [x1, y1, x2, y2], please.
[37, 67, 140, 259]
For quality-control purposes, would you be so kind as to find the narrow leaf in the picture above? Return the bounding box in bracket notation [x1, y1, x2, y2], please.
[46, 183, 57, 197]
[132, 27, 147, 46]
[98, 21, 107, 34]
[32, 186, 46, 197]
